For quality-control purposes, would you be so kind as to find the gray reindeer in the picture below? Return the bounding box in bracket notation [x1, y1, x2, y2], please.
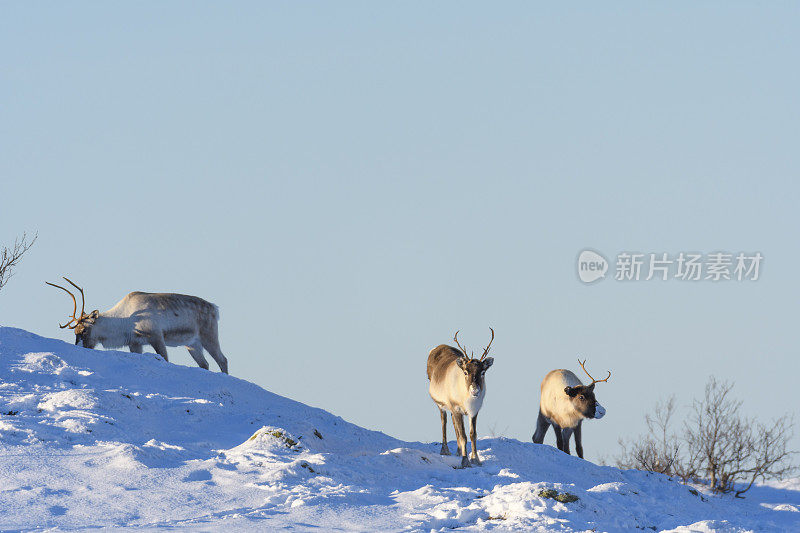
[47, 277, 228, 373]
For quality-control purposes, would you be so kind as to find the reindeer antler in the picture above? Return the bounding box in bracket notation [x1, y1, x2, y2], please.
[578, 358, 611, 385]
[453, 330, 472, 359]
[45, 277, 87, 329]
[46, 281, 79, 328]
[480, 327, 495, 361]
[62, 277, 86, 319]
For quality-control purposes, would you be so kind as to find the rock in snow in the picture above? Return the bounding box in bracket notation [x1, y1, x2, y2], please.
[0, 326, 798, 531]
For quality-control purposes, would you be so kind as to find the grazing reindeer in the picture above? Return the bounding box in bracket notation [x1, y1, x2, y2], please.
[532, 359, 609, 458]
[427, 328, 495, 467]
[46, 277, 228, 373]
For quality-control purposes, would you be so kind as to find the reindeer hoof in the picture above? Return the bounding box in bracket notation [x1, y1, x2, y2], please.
[440, 446, 451, 456]
[470, 457, 482, 466]
[460, 456, 470, 468]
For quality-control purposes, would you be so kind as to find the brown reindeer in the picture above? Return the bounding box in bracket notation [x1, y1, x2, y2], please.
[427, 328, 495, 467]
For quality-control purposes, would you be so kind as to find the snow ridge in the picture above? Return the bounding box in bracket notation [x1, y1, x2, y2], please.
[0, 327, 798, 531]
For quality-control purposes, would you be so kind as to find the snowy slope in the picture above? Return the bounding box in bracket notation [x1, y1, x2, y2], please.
[0, 327, 798, 532]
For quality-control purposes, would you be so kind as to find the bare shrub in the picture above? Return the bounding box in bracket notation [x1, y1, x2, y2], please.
[615, 377, 797, 498]
[0, 232, 37, 292]
[617, 396, 687, 477]
[685, 377, 796, 497]
[487, 422, 509, 438]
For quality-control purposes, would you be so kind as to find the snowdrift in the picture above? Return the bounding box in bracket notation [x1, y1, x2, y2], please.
[0, 327, 797, 531]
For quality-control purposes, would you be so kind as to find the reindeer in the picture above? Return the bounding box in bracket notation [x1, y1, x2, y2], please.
[427, 328, 495, 467]
[532, 359, 610, 458]
[46, 277, 228, 373]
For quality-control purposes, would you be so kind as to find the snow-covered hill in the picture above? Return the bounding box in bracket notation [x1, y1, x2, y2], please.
[0, 327, 797, 532]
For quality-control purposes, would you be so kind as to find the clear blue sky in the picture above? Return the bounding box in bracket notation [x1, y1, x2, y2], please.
[2, 3, 798, 462]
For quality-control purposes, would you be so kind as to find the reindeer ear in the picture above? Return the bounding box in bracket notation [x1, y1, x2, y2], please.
[564, 386, 578, 397]
[586, 382, 596, 392]
[456, 357, 466, 370]
[482, 357, 494, 370]
[89, 310, 100, 319]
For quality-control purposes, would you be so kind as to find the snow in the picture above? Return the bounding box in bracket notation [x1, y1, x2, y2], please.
[0, 326, 798, 532]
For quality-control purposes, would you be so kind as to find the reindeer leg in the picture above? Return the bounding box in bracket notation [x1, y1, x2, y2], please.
[552, 421, 565, 452]
[439, 409, 450, 455]
[187, 341, 209, 370]
[149, 335, 169, 362]
[469, 415, 481, 465]
[201, 328, 228, 374]
[532, 410, 550, 444]
[561, 427, 574, 455]
[574, 421, 584, 459]
[452, 413, 469, 468]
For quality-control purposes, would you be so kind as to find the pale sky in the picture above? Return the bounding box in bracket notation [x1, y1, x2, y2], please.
[2, 2, 798, 462]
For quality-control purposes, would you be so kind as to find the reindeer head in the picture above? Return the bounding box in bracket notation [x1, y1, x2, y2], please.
[564, 358, 610, 419]
[46, 277, 100, 348]
[453, 328, 495, 397]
